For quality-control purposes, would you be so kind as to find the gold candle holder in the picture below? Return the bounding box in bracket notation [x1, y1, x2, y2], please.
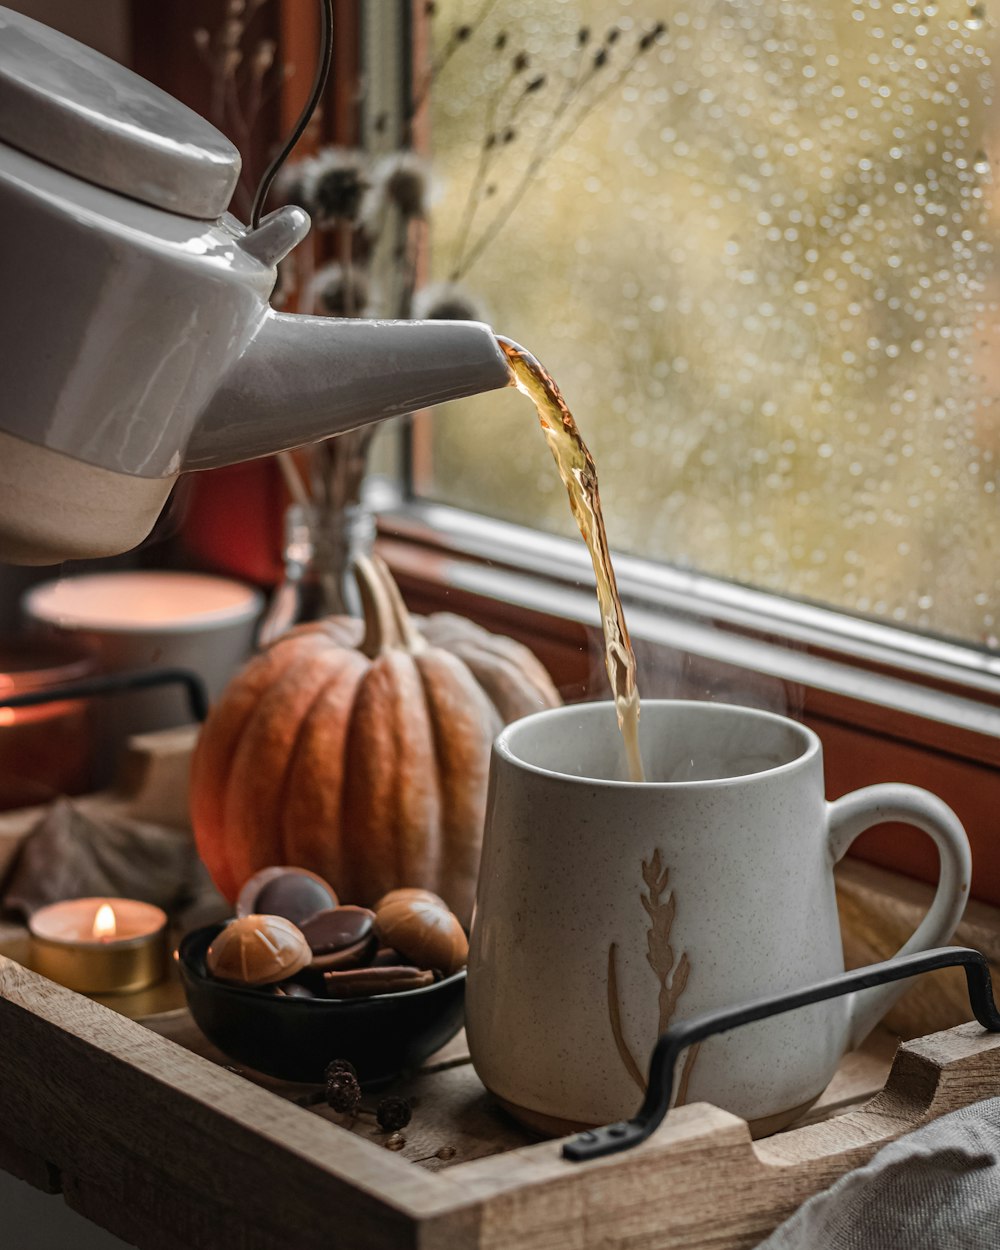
[28, 897, 168, 994]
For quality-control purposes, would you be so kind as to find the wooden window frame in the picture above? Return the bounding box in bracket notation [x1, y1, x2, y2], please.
[370, 2, 1000, 907]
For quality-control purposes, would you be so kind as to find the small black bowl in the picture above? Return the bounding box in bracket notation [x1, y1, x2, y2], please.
[176, 924, 466, 1084]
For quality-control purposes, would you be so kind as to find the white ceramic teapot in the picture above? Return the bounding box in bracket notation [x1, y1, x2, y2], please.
[0, 8, 510, 564]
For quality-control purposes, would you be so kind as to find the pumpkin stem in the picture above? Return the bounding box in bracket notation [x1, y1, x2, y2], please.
[375, 554, 425, 653]
[355, 554, 423, 657]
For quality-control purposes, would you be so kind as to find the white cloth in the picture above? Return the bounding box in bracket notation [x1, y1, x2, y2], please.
[757, 1098, 1000, 1249]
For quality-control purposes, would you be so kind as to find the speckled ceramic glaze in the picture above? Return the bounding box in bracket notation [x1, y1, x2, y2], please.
[466, 700, 971, 1131]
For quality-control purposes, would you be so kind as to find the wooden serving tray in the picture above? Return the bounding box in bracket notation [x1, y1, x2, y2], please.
[1, 737, 999, 1249]
[1, 955, 999, 1250]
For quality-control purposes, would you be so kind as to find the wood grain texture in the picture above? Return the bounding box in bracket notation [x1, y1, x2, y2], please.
[836, 857, 1000, 1038]
[450, 1022, 1000, 1250]
[2, 947, 999, 1249]
[0, 957, 468, 1250]
[2, 801, 1000, 1248]
[0, 1127, 60, 1194]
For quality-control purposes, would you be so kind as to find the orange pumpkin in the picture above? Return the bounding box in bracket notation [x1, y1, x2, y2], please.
[190, 555, 561, 923]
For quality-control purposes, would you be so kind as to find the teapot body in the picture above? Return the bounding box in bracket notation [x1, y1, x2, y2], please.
[0, 137, 276, 481]
[0, 4, 511, 565]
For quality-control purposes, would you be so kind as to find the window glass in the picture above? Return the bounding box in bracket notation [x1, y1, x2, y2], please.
[423, 0, 1000, 646]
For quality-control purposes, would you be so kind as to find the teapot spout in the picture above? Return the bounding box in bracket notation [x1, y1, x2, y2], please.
[183, 311, 512, 470]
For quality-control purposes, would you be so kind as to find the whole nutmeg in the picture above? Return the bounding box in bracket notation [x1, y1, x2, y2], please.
[372, 894, 468, 976]
[206, 915, 312, 986]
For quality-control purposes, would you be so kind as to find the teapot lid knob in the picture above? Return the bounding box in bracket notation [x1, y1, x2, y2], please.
[0, 6, 240, 220]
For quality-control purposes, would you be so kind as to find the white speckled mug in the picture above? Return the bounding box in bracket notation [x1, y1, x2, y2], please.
[466, 700, 971, 1135]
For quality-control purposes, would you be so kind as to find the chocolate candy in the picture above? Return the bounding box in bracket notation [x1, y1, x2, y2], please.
[237, 867, 338, 926]
[206, 915, 312, 986]
[273, 980, 317, 999]
[371, 946, 407, 967]
[300, 905, 377, 972]
[373, 893, 468, 976]
[323, 965, 436, 999]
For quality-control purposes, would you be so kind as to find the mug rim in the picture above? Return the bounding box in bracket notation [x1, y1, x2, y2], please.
[494, 698, 820, 789]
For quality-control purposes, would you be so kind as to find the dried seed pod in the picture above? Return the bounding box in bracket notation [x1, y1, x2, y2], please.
[372, 894, 468, 976]
[326, 1071, 362, 1115]
[376, 1097, 412, 1132]
[206, 915, 312, 986]
[324, 1058, 358, 1083]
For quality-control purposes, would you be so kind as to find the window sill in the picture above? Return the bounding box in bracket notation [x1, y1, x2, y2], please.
[376, 496, 1000, 907]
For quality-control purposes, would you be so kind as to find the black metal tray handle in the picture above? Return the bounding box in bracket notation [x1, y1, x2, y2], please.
[0, 666, 209, 723]
[563, 946, 1000, 1162]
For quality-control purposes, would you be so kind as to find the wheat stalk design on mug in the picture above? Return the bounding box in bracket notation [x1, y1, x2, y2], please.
[607, 849, 700, 1100]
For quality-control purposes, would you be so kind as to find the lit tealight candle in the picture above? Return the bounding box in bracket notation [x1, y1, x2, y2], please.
[28, 897, 168, 993]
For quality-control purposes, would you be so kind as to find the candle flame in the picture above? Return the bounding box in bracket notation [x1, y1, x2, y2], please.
[92, 903, 117, 940]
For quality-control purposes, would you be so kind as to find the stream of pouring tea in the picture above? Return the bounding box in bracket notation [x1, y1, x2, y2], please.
[498, 337, 645, 783]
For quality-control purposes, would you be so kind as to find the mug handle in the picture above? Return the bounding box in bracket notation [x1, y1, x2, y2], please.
[826, 783, 971, 1048]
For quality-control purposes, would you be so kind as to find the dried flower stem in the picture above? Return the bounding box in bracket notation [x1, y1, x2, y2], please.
[448, 65, 520, 277]
[456, 27, 666, 278]
[411, 0, 502, 119]
[277, 451, 310, 507]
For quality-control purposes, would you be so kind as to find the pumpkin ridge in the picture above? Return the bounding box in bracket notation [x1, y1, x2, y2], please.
[191, 634, 330, 899]
[342, 651, 441, 906]
[386, 650, 440, 892]
[414, 648, 499, 925]
[280, 651, 370, 898]
[273, 654, 359, 880]
[221, 646, 351, 892]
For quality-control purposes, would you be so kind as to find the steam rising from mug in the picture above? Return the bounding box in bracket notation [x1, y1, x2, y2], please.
[0, 7, 510, 564]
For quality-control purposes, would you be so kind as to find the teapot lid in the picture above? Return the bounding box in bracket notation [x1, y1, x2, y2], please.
[0, 7, 240, 220]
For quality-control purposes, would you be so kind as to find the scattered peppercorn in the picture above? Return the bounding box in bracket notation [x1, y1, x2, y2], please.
[512, 51, 530, 73]
[324, 1057, 358, 1083]
[376, 1097, 412, 1132]
[326, 1071, 362, 1115]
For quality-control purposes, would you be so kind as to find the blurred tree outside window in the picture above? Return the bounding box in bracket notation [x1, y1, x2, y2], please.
[421, 0, 1000, 649]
